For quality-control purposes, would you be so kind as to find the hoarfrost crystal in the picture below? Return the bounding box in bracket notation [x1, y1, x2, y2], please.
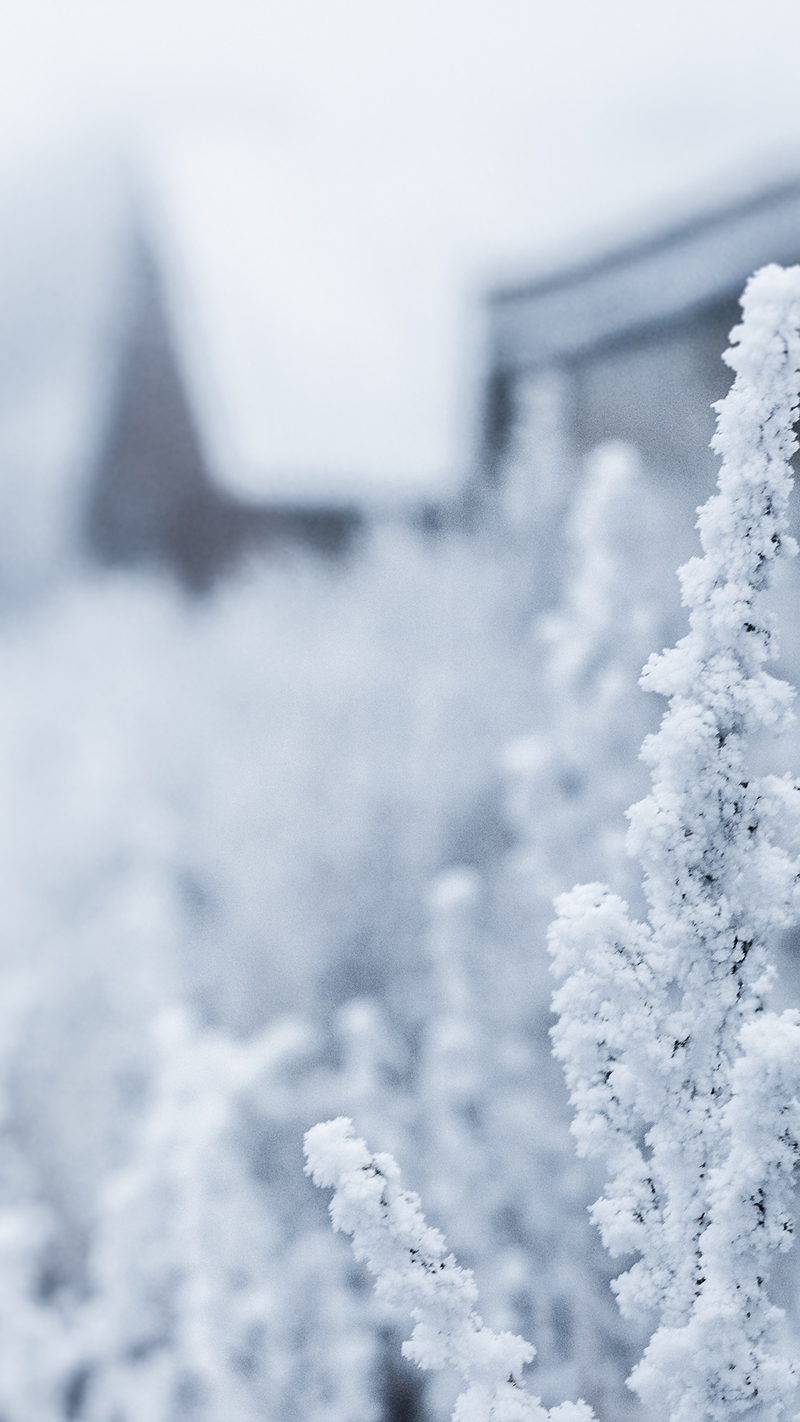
[305, 1118, 593, 1422]
[550, 264, 800, 1422]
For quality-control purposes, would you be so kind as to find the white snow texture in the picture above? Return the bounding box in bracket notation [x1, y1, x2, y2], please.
[304, 1117, 593, 1422]
[550, 264, 800, 1422]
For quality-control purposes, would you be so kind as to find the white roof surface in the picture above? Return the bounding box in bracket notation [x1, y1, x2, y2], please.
[146, 131, 463, 505]
[5, 0, 800, 526]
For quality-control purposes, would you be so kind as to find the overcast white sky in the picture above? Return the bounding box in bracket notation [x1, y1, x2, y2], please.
[3, 0, 800, 495]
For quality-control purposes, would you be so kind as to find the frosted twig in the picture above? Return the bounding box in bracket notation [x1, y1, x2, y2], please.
[305, 1118, 592, 1422]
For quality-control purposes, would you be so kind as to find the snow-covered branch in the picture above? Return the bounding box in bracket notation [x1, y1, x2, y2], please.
[305, 1117, 593, 1422]
[551, 263, 800, 1422]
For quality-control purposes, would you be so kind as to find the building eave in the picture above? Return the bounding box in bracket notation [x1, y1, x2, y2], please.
[488, 176, 800, 372]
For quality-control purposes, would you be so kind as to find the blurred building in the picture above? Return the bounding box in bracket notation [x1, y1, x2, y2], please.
[0, 150, 434, 600]
[477, 175, 800, 599]
[87, 238, 363, 592]
[7, 160, 800, 601]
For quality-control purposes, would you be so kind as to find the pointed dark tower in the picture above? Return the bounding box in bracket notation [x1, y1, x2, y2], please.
[86, 236, 362, 591]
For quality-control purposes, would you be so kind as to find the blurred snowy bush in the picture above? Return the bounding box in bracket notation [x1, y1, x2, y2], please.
[0, 408, 763, 1417]
[0, 519, 560, 1420]
[311, 266, 800, 1422]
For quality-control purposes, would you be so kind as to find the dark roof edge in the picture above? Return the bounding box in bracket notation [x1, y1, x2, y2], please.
[488, 175, 800, 308]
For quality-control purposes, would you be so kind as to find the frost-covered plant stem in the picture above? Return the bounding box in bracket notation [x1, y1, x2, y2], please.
[305, 1118, 592, 1422]
[550, 264, 800, 1422]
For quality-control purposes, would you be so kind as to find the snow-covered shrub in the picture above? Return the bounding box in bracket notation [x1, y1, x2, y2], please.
[179, 522, 537, 1031]
[414, 866, 638, 1420]
[550, 263, 800, 1422]
[310, 265, 800, 1422]
[306, 460, 668, 1409]
[405, 443, 666, 1418]
[305, 1116, 593, 1422]
[0, 515, 533, 1285]
[0, 513, 548, 1421]
[503, 438, 663, 908]
[0, 972, 75, 1422]
[73, 1007, 378, 1422]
